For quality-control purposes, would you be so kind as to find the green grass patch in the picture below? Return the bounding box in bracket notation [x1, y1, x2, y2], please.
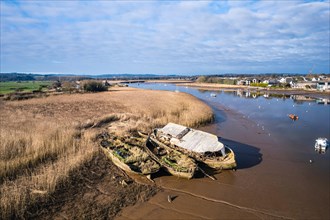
[250, 83, 268, 87]
[0, 81, 53, 94]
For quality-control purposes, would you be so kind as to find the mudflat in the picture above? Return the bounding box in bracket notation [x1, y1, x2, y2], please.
[117, 102, 329, 220]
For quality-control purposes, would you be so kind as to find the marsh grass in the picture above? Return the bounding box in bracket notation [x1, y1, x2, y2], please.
[0, 121, 97, 219]
[0, 87, 213, 219]
[0, 122, 79, 181]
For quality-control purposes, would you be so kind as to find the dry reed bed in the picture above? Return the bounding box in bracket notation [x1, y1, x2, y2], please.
[0, 121, 97, 219]
[0, 87, 213, 219]
[0, 122, 79, 180]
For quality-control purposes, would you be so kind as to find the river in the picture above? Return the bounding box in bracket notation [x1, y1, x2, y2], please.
[119, 83, 330, 220]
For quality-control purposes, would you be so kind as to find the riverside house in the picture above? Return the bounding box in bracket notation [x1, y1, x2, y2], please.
[316, 81, 329, 91]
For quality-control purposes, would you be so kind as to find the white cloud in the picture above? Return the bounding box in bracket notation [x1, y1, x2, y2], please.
[0, 0, 329, 74]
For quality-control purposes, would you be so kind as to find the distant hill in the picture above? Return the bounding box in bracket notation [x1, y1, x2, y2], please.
[0, 73, 91, 82]
[0, 73, 181, 82]
[90, 73, 173, 79]
[2, 72, 322, 82]
[0, 73, 36, 81]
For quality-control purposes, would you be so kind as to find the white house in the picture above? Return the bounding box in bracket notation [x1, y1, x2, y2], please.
[279, 77, 286, 83]
[316, 82, 329, 91]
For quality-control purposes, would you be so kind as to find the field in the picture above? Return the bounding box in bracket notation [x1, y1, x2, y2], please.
[0, 87, 213, 219]
[0, 81, 52, 94]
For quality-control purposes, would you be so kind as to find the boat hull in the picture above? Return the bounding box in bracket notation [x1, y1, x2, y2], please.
[101, 147, 140, 175]
[203, 147, 237, 170]
[99, 134, 160, 175]
[145, 137, 196, 179]
[149, 134, 237, 170]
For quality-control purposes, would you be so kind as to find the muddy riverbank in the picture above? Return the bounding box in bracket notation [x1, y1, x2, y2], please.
[117, 102, 329, 220]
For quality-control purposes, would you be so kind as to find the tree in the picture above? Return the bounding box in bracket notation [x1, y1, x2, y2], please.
[52, 80, 62, 89]
[196, 76, 207, 83]
[83, 81, 108, 92]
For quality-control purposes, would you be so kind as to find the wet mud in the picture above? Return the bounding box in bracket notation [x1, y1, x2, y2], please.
[117, 103, 329, 220]
[27, 151, 159, 220]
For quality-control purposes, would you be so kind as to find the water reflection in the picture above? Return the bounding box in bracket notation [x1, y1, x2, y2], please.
[316, 98, 329, 105]
[314, 138, 329, 154]
[315, 148, 327, 154]
[129, 83, 330, 158]
[233, 89, 329, 105]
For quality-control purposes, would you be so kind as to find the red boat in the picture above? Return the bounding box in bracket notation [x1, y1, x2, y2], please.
[288, 114, 299, 121]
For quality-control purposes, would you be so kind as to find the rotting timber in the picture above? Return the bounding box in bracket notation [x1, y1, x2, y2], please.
[150, 123, 237, 170]
[98, 123, 236, 180]
[144, 135, 197, 179]
[98, 132, 160, 175]
[98, 131, 197, 179]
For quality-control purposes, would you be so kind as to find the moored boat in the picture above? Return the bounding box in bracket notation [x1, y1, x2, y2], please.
[288, 114, 299, 120]
[149, 123, 237, 170]
[143, 135, 197, 179]
[98, 132, 160, 175]
[315, 137, 329, 153]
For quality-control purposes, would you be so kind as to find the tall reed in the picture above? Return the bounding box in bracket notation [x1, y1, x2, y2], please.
[0, 125, 97, 219]
[0, 87, 213, 218]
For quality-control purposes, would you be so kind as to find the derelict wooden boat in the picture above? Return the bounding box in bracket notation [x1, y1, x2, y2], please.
[150, 123, 237, 170]
[99, 133, 160, 175]
[143, 135, 197, 179]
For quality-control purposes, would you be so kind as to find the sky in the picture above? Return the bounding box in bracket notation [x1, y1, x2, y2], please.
[0, 0, 329, 75]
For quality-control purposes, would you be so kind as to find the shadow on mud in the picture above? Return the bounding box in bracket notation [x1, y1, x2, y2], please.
[220, 137, 263, 170]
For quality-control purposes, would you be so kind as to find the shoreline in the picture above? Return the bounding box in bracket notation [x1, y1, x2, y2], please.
[2, 85, 328, 219]
[117, 99, 329, 220]
[116, 103, 278, 220]
[175, 82, 330, 99]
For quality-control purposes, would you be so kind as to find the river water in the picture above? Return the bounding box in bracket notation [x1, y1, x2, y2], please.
[131, 83, 329, 158]
[124, 83, 330, 219]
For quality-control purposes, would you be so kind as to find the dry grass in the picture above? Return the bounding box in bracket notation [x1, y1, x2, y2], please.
[0, 120, 98, 219]
[0, 87, 213, 219]
[0, 122, 79, 180]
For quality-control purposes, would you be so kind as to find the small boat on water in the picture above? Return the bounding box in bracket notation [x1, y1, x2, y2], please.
[98, 132, 160, 175]
[315, 138, 329, 153]
[148, 123, 237, 170]
[288, 114, 299, 121]
[143, 135, 197, 179]
[210, 93, 217, 97]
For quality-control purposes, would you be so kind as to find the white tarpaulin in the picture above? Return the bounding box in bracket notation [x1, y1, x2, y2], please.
[160, 123, 225, 154]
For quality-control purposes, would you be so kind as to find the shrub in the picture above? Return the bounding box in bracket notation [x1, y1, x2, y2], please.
[52, 80, 62, 89]
[62, 81, 76, 92]
[196, 76, 207, 83]
[83, 81, 108, 92]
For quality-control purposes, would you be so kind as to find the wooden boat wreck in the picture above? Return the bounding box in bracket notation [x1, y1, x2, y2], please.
[149, 123, 237, 170]
[143, 135, 197, 179]
[98, 132, 160, 175]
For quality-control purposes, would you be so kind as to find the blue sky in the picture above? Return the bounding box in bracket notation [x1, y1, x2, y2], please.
[0, 0, 329, 75]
